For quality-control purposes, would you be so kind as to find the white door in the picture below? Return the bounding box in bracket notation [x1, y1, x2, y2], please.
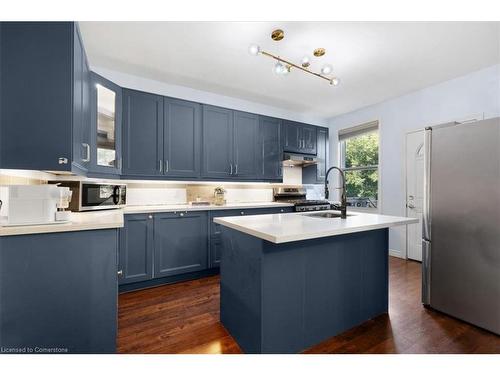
[405, 130, 425, 261]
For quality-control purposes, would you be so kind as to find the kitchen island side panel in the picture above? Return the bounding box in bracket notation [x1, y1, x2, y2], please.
[219, 229, 264, 353]
[219, 227, 389, 354]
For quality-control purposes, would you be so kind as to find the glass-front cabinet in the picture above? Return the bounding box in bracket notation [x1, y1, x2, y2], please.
[90, 72, 122, 175]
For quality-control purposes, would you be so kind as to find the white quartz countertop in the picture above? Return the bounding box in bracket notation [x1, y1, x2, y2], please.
[0, 210, 124, 236]
[123, 202, 294, 214]
[213, 211, 419, 243]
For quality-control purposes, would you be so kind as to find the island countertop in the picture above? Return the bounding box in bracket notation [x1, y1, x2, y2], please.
[213, 211, 418, 243]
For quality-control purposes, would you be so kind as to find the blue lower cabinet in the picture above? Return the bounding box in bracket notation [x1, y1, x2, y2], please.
[0, 229, 119, 353]
[119, 208, 293, 288]
[153, 212, 208, 278]
[118, 214, 154, 285]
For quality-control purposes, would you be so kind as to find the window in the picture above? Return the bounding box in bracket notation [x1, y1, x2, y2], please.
[339, 121, 379, 210]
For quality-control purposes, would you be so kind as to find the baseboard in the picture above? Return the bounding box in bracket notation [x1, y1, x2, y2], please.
[389, 248, 405, 259]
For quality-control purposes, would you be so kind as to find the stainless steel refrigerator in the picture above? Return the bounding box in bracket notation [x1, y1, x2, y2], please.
[422, 117, 500, 335]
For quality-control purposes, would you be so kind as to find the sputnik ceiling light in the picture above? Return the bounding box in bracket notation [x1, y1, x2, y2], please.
[248, 29, 340, 86]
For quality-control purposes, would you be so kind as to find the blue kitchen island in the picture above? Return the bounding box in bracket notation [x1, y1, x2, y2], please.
[214, 211, 417, 353]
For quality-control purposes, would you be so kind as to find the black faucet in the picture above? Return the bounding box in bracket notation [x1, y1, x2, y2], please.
[324, 166, 347, 219]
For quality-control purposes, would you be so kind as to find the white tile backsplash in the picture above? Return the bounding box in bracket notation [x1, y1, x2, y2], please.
[282, 166, 302, 185]
[126, 187, 187, 206]
[224, 188, 273, 203]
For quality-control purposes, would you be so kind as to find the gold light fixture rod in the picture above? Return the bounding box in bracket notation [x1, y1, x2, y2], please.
[260, 50, 336, 84]
[271, 29, 284, 41]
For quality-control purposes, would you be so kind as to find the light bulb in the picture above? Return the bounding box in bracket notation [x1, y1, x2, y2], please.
[301, 56, 310, 67]
[321, 64, 333, 75]
[248, 44, 261, 56]
[273, 61, 285, 75]
[331, 77, 340, 86]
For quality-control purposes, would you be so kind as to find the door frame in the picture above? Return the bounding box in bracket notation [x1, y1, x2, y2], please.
[404, 128, 425, 260]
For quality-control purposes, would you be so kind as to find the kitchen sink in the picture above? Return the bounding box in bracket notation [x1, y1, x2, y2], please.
[300, 212, 352, 219]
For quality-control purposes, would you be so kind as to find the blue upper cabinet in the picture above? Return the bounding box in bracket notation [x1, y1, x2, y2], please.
[303, 126, 329, 184]
[163, 98, 202, 178]
[122, 89, 164, 177]
[202, 106, 260, 180]
[89, 72, 122, 176]
[0, 22, 91, 173]
[259, 116, 283, 180]
[282, 120, 317, 155]
[233, 111, 259, 178]
[283, 121, 302, 153]
[202, 105, 234, 178]
[301, 124, 317, 155]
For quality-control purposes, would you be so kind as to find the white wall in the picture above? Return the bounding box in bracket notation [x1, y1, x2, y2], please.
[328, 64, 500, 258]
[92, 66, 329, 127]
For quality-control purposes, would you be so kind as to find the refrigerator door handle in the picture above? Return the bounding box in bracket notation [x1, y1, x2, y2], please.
[422, 128, 432, 241]
[422, 239, 431, 305]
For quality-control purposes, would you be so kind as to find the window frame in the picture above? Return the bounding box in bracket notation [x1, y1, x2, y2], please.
[338, 125, 381, 213]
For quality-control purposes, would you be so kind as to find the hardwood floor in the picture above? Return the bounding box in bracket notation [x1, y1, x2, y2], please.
[117, 257, 500, 354]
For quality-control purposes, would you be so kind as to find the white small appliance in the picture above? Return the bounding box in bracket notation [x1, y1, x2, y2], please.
[0, 185, 71, 226]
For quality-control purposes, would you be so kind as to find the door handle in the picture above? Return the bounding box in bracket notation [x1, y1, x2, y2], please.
[165, 160, 169, 173]
[235, 164, 238, 175]
[117, 270, 123, 277]
[82, 143, 90, 162]
[230, 163, 233, 175]
[159, 159, 163, 172]
[407, 203, 416, 209]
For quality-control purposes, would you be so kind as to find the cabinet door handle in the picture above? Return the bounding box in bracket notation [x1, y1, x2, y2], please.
[235, 164, 238, 175]
[82, 143, 90, 162]
[179, 212, 184, 217]
[230, 163, 233, 175]
[165, 160, 169, 173]
[159, 159, 163, 172]
[148, 215, 153, 219]
[58, 157, 68, 165]
[117, 270, 123, 276]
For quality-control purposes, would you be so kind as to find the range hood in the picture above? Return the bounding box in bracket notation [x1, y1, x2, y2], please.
[282, 153, 318, 167]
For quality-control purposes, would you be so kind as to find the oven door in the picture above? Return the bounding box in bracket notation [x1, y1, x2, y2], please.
[81, 183, 126, 210]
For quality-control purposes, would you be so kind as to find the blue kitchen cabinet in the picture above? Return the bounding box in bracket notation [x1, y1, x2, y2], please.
[282, 121, 302, 153]
[208, 206, 294, 267]
[259, 116, 283, 180]
[301, 124, 318, 155]
[0, 229, 119, 353]
[233, 111, 259, 178]
[0, 22, 91, 173]
[303, 126, 329, 184]
[153, 211, 208, 277]
[282, 120, 317, 155]
[202, 106, 260, 180]
[118, 214, 154, 285]
[163, 98, 202, 178]
[202, 105, 234, 178]
[122, 89, 164, 177]
[89, 72, 123, 176]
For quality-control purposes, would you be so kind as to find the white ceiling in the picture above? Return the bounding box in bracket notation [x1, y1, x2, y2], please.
[79, 22, 500, 119]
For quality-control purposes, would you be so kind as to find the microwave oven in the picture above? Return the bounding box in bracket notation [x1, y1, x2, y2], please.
[49, 181, 126, 211]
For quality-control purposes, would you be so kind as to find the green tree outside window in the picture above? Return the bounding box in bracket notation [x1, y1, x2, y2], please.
[342, 132, 379, 204]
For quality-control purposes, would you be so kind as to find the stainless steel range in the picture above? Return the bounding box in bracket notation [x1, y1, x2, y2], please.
[273, 187, 331, 212]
